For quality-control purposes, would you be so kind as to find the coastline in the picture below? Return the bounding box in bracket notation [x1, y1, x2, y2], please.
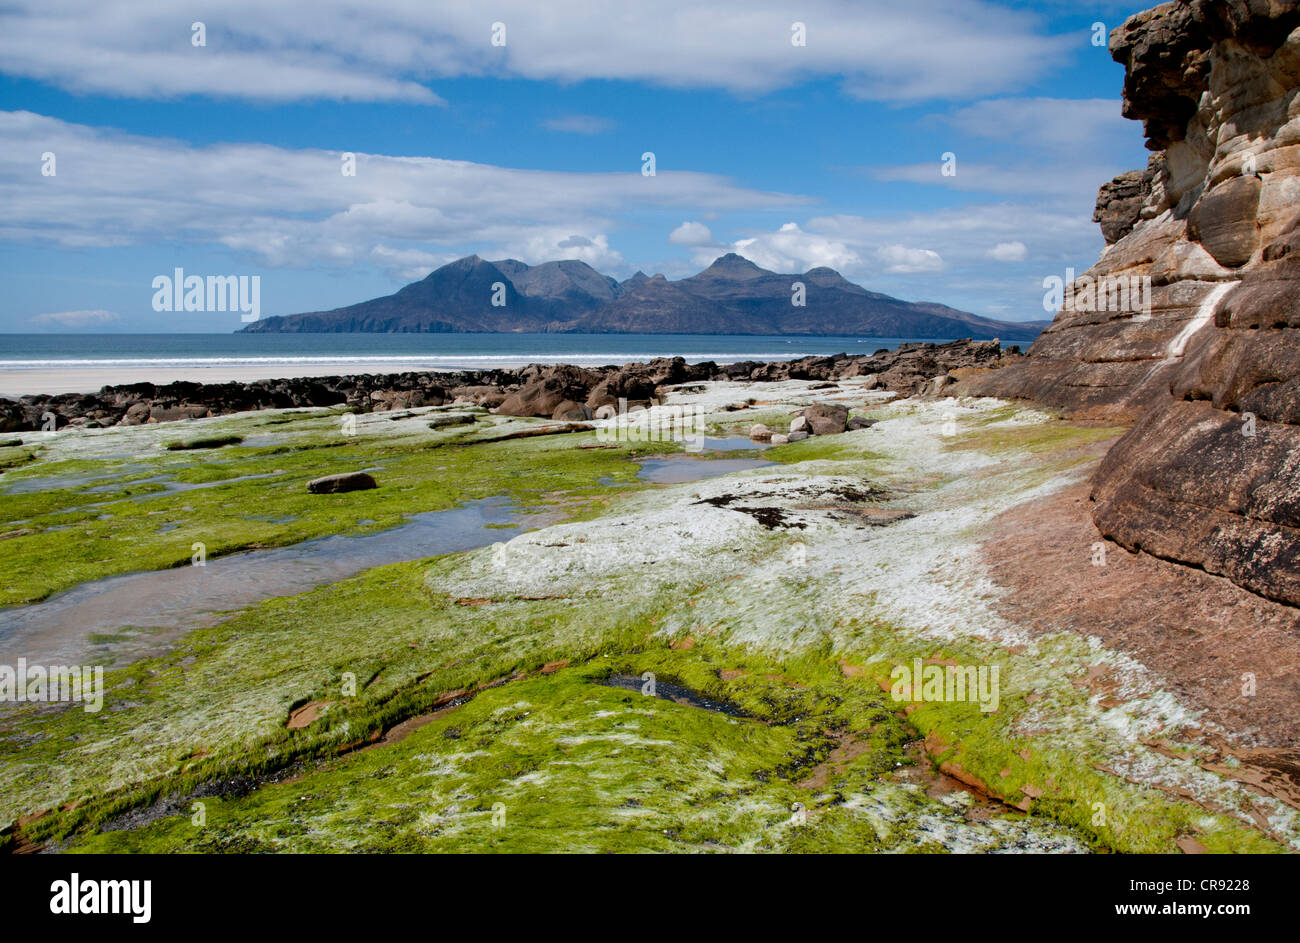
[0, 362, 457, 397]
[0, 332, 1019, 398]
[4, 376, 1294, 854]
[0, 339, 1014, 431]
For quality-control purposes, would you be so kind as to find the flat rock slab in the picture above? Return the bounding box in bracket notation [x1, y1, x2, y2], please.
[307, 472, 378, 494]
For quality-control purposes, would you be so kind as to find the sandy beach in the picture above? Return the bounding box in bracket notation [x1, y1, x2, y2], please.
[0, 362, 462, 397]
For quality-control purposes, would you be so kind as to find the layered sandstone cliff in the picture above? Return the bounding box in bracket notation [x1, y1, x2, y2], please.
[963, 0, 1300, 606]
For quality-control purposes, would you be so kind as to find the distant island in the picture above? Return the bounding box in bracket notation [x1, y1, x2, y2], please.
[240, 253, 1048, 340]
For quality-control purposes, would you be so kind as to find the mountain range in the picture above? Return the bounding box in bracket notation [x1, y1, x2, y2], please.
[240, 253, 1048, 340]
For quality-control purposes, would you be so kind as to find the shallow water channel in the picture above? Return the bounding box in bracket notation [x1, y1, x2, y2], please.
[0, 496, 545, 666]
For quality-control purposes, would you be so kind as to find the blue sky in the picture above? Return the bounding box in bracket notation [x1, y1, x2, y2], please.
[0, 0, 1152, 332]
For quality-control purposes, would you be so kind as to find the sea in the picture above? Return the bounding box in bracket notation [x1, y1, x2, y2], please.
[0, 333, 974, 373]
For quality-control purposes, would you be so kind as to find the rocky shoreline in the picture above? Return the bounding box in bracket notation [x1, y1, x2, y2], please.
[1, 338, 1014, 432]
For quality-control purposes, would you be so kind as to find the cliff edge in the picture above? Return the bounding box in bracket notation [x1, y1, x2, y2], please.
[961, 0, 1300, 606]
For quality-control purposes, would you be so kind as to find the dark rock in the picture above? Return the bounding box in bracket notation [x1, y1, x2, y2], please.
[1094, 163, 1156, 245]
[496, 364, 602, 418]
[306, 472, 377, 494]
[551, 400, 594, 421]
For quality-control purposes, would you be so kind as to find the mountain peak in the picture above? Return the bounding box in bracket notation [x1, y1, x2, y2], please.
[696, 253, 769, 280]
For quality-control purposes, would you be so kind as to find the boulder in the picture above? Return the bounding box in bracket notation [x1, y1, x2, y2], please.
[0, 401, 28, 433]
[307, 472, 378, 494]
[799, 403, 849, 435]
[749, 423, 773, 441]
[585, 362, 667, 409]
[149, 404, 210, 422]
[551, 400, 594, 421]
[920, 375, 951, 397]
[450, 385, 506, 408]
[496, 364, 601, 418]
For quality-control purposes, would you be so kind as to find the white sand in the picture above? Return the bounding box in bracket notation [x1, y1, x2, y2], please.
[0, 362, 453, 396]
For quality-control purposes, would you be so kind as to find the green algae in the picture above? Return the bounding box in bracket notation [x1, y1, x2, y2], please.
[948, 420, 1127, 457]
[1, 393, 1288, 854]
[59, 645, 1050, 854]
[0, 409, 651, 606]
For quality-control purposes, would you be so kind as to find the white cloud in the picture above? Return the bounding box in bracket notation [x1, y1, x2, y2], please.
[987, 240, 1027, 261]
[871, 98, 1145, 206]
[718, 222, 861, 274]
[942, 98, 1134, 153]
[28, 309, 123, 330]
[370, 245, 452, 280]
[808, 205, 1095, 270]
[0, 1, 1070, 104]
[668, 221, 715, 246]
[707, 205, 1101, 318]
[541, 115, 614, 135]
[0, 111, 803, 272]
[506, 231, 625, 269]
[873, 159, 1121, 203]
[875, 244, 945, 273]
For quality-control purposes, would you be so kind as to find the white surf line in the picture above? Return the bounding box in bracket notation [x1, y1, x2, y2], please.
[1166, 280, 1240, 358]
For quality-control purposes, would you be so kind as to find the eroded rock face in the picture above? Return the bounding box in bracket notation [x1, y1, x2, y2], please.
[495, 364, 601, 418]
[961, 0, 1300, 422]
[1094, 163, 1156, 245]
[1093, 218, 1300, 605]
[962, 0, 1300, 605]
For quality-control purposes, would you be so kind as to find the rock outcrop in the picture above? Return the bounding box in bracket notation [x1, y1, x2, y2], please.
[0, 339, 1014, 431]
[960, 0, 1300, 606]
[962, 0, 1300, 421]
